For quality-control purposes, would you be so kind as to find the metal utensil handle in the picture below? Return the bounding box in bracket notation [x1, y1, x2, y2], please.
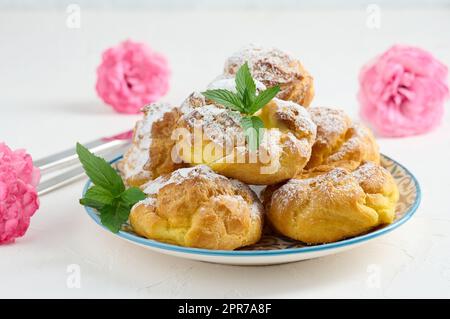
[37, 144, 129, 196]
[34, 131, 132, 174]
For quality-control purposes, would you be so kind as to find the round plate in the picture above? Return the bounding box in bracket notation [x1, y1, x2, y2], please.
[83, 154, 421, 265]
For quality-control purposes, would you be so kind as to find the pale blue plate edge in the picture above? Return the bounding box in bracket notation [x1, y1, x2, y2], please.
[82, 154, 421, 257]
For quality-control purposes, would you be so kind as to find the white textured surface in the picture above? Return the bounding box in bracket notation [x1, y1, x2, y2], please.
[0, 8, 450, 298]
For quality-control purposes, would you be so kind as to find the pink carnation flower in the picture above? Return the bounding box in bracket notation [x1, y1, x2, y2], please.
[0, 143, 40, 244]
[358, 45, 449, 137]
[96, 40, 170, 114]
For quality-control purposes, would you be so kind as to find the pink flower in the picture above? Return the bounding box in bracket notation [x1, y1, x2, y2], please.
[96, 40, 170, 114]
[358, 45, 449, 137]
[0, 143, 40, 244]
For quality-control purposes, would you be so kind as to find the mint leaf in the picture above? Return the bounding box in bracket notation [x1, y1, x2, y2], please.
[84, 185, 114, 205]
[249, 85, 281, 114]
[242, 87, 251, 111]
[77, 143, 147, 234]
[240, 116, 254, 131]
[202, 64, 280, 151]
[201, 89, 244, 112]
[76, 142, 125, 196]
[79, 197, 105, 210]
[241, 116, 265, 150]
[235, 62, 256, 106]
[99, 202, 130, 233]
[120, 187, 146, 206]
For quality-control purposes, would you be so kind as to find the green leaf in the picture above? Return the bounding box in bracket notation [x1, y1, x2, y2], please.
[202, 63, 271, 143]
[120, 187, 147, 206]
[240, 116, 265, 150]
[84, 185, 114, 205]
[240, 116, 253, 131]
[251, 116, 265, 131]
[241, 87, 251, 112]
[79, 197, 105, 210]
[201, 89, 244, 112]
[99, 202, 131, 233]
[235, 62, 256, 107]
[76, 143, 143, 233]
[76, 143, 125, 196]
[249, 85, 281, 114]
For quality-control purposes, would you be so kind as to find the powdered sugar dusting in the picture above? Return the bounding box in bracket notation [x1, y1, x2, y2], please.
[133, 196, 156, 209]
[182, 104, 245, 147]
[250, 198, 264, 219]
[141, 165, 222, 195]
[273, 98, 316, 139]
[180, 91, 206, 113]
[273, 168, 354, 209]
[229, 179, 264, 219]
[224, 44, 301, 87]
[183, 77, 266, 112]
[137, 167, 263, 220]
[351, 161, 379, 182]
[309, 107, 349, 145]
[273, 179, 303, 209]
[122, 103, 176, 179]
[207, 76, 267, 93]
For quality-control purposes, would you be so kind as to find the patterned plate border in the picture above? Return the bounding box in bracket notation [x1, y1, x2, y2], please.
[83, 154, 421, 257]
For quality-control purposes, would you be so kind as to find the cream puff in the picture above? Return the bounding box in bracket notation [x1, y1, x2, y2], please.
[173, 98, 316, 185]
[119, 103, 187, 187]
[305, 107, 380, 171]
[130, 165, 264, 250]
[263, 162, 399, 244]
[224, 44, 314, 107]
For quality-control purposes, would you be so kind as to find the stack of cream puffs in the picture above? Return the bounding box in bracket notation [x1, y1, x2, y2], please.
[118, 44, 399, 250]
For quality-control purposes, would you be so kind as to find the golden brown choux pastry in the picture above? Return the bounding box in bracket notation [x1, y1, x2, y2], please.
[173, 98, 316, 185]
[263, 162, 399, 244]
[305, 107, 380, 171]
[129, 165, 264, 250]
[224, 44, 314, 107]
[119, 103, 187, 187]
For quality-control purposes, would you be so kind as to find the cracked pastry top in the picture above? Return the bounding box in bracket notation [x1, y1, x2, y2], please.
[129, 165, 264, 250]
[118, 103, 187, 187]
[174, 98, 317, 185]
[263, 162, 399, 244]
[224, 44, 314, 107]
[305, 107, 380, 171]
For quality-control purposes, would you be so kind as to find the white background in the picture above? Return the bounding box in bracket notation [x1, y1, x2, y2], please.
[1, 2, 450, 298]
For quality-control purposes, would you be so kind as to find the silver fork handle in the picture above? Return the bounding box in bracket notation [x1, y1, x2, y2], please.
[35, 138, 130, 174]
[35, 130, 132, 195]
[36, 145, 129, 196]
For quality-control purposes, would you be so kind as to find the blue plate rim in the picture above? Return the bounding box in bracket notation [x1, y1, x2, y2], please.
[82, 154, 421, 257]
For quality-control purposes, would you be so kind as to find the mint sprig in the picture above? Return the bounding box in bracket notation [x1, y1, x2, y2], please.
[202, 62, 280, 149]
[240, 116, 265, 150]
[76, 143, 146, 233]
